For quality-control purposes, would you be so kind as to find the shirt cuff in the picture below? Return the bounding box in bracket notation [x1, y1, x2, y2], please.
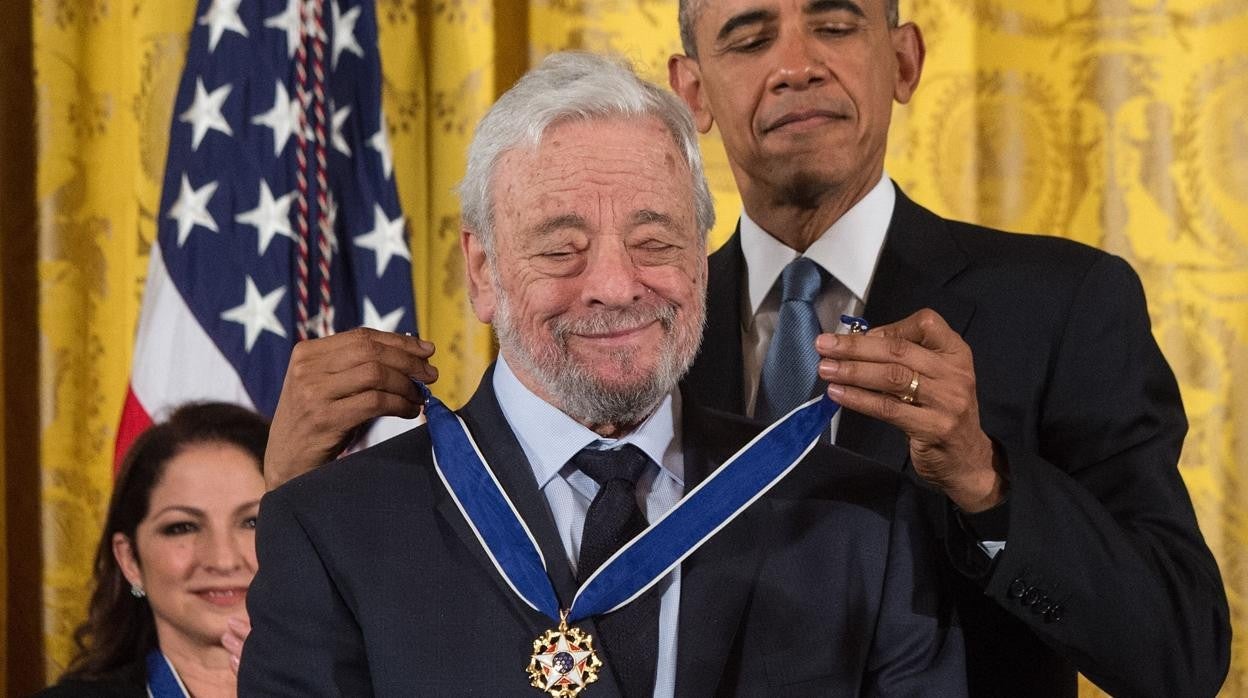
[957, 496, 1011, 558]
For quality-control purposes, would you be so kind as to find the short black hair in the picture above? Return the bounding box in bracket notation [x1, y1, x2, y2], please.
[679, 0, 900, 57]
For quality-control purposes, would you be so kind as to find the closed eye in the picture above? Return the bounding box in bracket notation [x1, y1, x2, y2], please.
[728, 34, 773, 52]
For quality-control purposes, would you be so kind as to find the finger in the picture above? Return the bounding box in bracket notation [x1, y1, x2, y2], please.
[290, 327, 434, 368]
[819, 358, 929, 400]
[816, 332, 947, 379]
[330, 387, 425, 425]
[227, 615, 251, 636]
[289, 332, 439, 383]
[825, 382, 932, 434]
[869, 308, 960, 353]
[317, 360, 427, 404]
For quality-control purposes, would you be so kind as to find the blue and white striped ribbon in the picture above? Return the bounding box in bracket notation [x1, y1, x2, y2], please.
[145, 649, 190, 698]
[424, 383, 838, 623]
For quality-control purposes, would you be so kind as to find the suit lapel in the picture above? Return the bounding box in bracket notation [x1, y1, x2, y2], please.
[836, 187, 976, 470]
[685, 229, 747, 415]
[431, 369, 624, 696]
[673, 393, 767, 696]
[430, 368, 585, 623]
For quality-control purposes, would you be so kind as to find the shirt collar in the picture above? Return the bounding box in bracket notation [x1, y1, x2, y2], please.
[491, 353, 682, 489]
[738, 173, 895, 316]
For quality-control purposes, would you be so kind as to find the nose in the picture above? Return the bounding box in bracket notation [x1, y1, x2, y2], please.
[766, 31, 829, 92]
[200, 527, 247, 573]
[581, 238, 646, 308]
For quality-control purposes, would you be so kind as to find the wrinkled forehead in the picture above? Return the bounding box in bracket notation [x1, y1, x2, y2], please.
[490, 117, 697, 231]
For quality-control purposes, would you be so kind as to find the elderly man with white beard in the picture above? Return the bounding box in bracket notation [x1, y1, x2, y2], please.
[238, 52, 965, 697]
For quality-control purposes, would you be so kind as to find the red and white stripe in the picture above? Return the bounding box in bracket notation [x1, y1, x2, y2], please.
[115, 247, 254, 468]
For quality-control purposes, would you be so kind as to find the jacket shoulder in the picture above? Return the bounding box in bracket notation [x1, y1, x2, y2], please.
[690, 403, 903, 516]
[266, 424, 434, 515]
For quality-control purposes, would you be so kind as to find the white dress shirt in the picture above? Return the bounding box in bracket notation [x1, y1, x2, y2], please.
[739, 171, 895, 437]
[737, 175, 1006, 558]
[492, 354, 684, 698]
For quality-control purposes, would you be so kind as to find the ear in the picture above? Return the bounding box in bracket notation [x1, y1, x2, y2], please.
[461, 228, 497, 324]
[112, 532, 143, 590]
[891, 23, 925, 104]
[668, 55, 715, 134]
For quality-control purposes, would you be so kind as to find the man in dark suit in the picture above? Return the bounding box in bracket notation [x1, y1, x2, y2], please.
[665, 0, 1229, 695]
[238, 52, 964, 696]
[248, 2, 1229, 696]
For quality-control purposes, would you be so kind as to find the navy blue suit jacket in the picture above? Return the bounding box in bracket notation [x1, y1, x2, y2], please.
[239, 371, 965, 696]
[683, 188, 1229, 697]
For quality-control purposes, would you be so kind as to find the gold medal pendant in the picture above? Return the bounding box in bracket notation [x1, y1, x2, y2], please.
[527, 610, 603, 696]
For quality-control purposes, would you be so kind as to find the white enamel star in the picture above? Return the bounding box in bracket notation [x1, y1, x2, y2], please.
[532, 632, 593, 690]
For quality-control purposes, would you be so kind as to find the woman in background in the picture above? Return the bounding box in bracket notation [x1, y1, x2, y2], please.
[38, 402, 268, 698]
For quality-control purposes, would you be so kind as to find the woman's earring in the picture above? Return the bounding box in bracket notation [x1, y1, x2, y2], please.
[130, 583, 146, 598]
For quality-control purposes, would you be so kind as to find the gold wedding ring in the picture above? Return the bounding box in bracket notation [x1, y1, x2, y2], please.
[900, 372, 920, 404]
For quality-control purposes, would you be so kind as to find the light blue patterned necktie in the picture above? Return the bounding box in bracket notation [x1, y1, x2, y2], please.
[755, 257, 826, 423]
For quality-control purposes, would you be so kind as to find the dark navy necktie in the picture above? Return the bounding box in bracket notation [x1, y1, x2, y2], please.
[575, 444, 658, 697]
[755, 257, 826, 423]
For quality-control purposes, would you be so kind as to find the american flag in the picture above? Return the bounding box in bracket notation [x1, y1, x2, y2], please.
[116, 0, 417, 461]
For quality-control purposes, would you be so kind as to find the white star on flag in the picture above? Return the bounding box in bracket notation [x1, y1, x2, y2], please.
[331, 103, 352, 156]
[235, 181, 296, 256]
[332, 0, 364, 68]
[118, 0, 422, 464]
[220, 276, 288, 352]
[263, 0, 303, 58]
[180, 78, 233, 151]
[167, 174, 220, 247]
[361, 297, 404, 332]
[354, 204, 409, 277]
[198, 0, 248, 52]
[303, 305, 336, 339]
[324, 190, 340, 255]
[369, 122, 393, 179]
[252, 81, 302, 156]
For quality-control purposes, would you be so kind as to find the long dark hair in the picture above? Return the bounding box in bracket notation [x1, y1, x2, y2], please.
[60, 402, 269, 681]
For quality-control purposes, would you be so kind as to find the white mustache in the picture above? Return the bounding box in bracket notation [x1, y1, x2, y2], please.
[551, 303, 676, 344]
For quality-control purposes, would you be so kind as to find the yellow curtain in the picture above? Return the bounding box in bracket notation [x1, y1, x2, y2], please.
[10, 0, 1246, 694]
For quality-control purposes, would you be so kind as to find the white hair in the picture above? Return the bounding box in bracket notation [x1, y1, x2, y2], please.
[457, 51, 715, 251]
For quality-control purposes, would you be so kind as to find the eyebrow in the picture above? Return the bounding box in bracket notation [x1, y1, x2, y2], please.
[632, 209, 677, 228]
[807, 0, 866, 19]
[716, 0, 866, 41]
[150, 501, 260, 519]
[717, 8, 775, 43]
[151, 505, 206, 519]
[533, 213, 589, 236]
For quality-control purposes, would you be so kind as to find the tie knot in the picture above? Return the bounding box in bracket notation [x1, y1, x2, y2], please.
[573, 444, 650, 487]
[780, 257, 824, 304]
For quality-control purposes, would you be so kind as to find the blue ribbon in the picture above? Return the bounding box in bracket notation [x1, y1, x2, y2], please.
[423, 383, 838, 623]
[146, 649, 188, 698]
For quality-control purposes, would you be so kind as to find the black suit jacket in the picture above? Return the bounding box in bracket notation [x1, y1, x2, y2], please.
[683, 188, 1230, 697]
[239, 370, 965, 696]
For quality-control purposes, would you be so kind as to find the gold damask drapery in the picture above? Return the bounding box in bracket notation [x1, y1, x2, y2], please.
[4, 0, 1245, 694]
